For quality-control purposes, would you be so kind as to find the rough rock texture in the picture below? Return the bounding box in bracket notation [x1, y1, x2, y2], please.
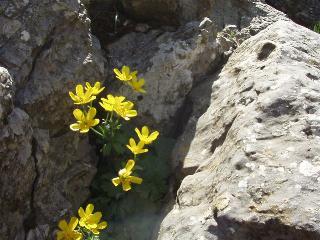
[266, 0, 320, 27]
[120, 0, 286, 31]
[158, 20, 320, 240]
[0, 1, 104, 239]
[106, 1, 286, 133]
[107, 20, 222, 133]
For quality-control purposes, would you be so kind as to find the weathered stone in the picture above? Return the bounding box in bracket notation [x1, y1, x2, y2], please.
[0, 68, 34, 238]
[0, 0, 104, 239]
[107, 20, 222, 133]
[158, 20, 320, 240]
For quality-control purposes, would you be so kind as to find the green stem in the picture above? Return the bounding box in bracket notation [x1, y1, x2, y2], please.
[91, 127, 104, 138]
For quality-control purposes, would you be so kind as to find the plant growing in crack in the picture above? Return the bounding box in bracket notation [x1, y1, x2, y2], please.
[314, 22, 320, 33]
[55, 65, 163, 240]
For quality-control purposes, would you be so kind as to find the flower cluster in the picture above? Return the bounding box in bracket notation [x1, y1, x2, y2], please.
[57, 204, 107, 240]
[64, 66, 160, 239]
[114, 65, 146, 93]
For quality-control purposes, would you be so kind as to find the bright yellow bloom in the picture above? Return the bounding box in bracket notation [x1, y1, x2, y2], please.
[100, 95, 137, 120]
[115, 101, 137, 120]
[78, 203, 108, 235]
[113, 66, 137, 81]
[135, 126, 159, 144]
[126, 138, 148, 155]
[69, 84, 96, 105]
[99, 94, 126, 112]
[85, 82, 105, 95]
[112, 159, 143, 191]
[57, 217, 82, 240]
[70, 107, 100, 133]
[128, 77, 146, 93]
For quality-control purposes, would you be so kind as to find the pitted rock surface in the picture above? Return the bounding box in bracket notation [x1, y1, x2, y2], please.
[158, 20, 320, 240]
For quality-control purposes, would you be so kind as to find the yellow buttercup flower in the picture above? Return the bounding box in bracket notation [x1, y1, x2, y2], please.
[70, 107, 100, 133]
[112, 159, 143, 191]
[57, 217, 82, 240]
[99, 94, 126, 112]
[126, 138, 148, 155]
[78, 203, 108, 235]
[135, 126, 159, 145]
[113, 66, 137, 81]
[85, 82, 105, 95]
[128, 77, 146, 93]
[69, 84, 96, 105]
[115, 101, 137, 120]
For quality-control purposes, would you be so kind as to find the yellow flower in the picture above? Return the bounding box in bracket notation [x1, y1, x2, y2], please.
[135, 126, 159, 144]
[113, 66, 137, 81]
[69, 84, 96, 105]
[128, 77, 146, 93]
[85, 82, 105, 95]
[114, 101, 137, 120]
[99, 94, 126, 112]
[126, 138, 148, 155]
[57, 217, 82, 240]
[112, 159, 143, 191]
[70, 107, 100, 133]
[78, 203, 108, 235]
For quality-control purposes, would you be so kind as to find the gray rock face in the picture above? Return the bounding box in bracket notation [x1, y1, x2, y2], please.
[266, 0, 320, 27]
[120, 0, 286, 31]
[0, 0, 104, 239]
[158, 20, 320, 240]
[107, 1, 285, 133]
[107, 20, 222, 132]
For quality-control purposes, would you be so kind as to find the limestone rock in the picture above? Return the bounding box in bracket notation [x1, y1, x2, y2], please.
[107, 20, 222, 132]
[0, 68, 34, 239]
[158, 20, 320, 240]
[0, 0, 104, 239]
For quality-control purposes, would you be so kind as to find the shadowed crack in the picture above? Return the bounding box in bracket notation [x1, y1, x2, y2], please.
[210, 115, 237, 154]
[23, 137, 40, 239]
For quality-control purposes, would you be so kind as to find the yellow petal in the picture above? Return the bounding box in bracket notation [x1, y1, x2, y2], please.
[79, 127, 90, 133]
[129, 138, 136, 147]
[125, 159, 135, 172]
[69, 217, 79, 230]
[90, 212, 102, 223]
[73, 109, 84, 121]
[135, 128, 143, 140]
[94, 82, 101, 88]
[126, 110, 137, 117]
[76, 84, 84, 96]
[126, 145, 133, 153]
[92, 229, 100, 235]
[137, 141, 146, 149]
[112, 177, 121, 186]
[85, 82, 92, 89]
[122, 181, 131, 191]
[98, 221, 108, 229]
[122, 65, 130, 76]
[142, 126, 149, 136]
[57, 231, 64, 240]
[58, 220, 68, 231]
[85, 203, 94, 215]
[69, 91, 78, 101]
[149, 131, 159, 141]
[70, 123, 80, 131]
[78, 207, 85, 218]
[91, 119, 100, 127]
[87, 107, 97, 121]
[128, 176, 143, 184]
[113, 68, 122, 76]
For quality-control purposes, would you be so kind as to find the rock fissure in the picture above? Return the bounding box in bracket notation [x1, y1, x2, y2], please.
[210, 115, 237, 154]
[23, 137, 40, 237]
